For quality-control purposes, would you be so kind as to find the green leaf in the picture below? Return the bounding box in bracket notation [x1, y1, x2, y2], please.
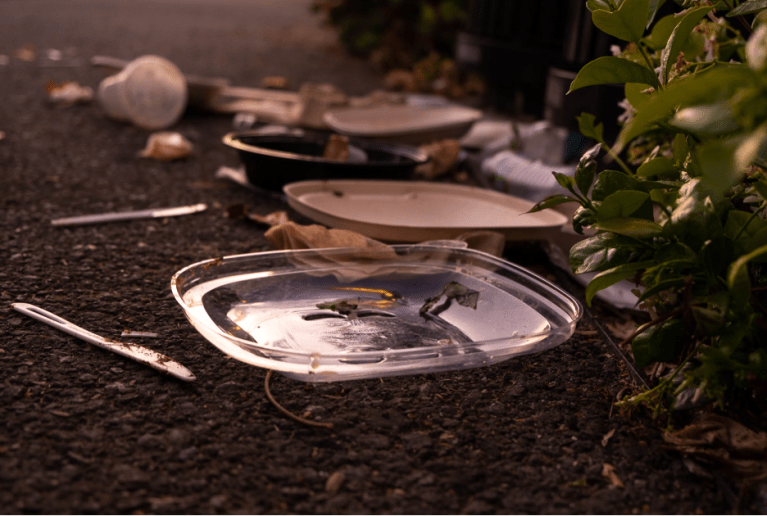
[575, 157, 597, 196]
[637, 156, 676, 178]
[568, 56, 660, 93]
[592, 0, 651, 42]
[728, 0, 767, 17]
[573, 206, 598, 235]
[592, 169, 672, 200]
[691, 292, 730, 335]
[643, 13, 679, 50]
[660, 6, 713, 85]
[631, 319, 687, 367]
[585, 260, 655, 305]
[554, 171, 576, 191]
[614, 65, 755, 154]
[570, 233, 646, 274]
[646, 0, 665, 29]
[727, 243, 767, 304]
[594, 217, 663, 237]
[625, 82, 653, 110]
[528, 194, 578, 213]
[598, 191, 651, 220]
[673, 133, 690, 164]
[735, 123, 767, 172]
[723, 209, 766, 243]
[670, 103, 740, 135]
[577, 113, 604, 141]
[695, 140, 743, 193]
[587, 0, 612, 12]
[637, 277, 687, 301]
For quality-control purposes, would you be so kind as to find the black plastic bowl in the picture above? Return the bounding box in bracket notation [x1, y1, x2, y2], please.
[223, 132, 430, 191]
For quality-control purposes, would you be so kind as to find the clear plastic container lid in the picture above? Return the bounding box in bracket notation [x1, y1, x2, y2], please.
[171, 245, 582, 382]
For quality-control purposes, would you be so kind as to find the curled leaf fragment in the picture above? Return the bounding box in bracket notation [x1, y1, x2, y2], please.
[139, 131, 193, 161]
[420, 281, 479, 316]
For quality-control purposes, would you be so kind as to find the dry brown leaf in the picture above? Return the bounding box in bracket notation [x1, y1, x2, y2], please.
[663, 413, 767, 480]
[603, 319, 638, 341]
[249, 210, 289, 227]
[323, 134, 350, 162]
[139, 132, 193, 161]
[601, 463, 624, 488]
[601, 428, 616, 447]
[415, 139, 461, 179]
[265, 221, 386, 251]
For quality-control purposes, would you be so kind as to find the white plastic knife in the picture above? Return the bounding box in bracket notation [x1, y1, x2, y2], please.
[51, 203, 207, 226]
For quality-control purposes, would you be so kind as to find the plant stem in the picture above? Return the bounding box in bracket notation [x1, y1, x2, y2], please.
[600, 141, 634, 175]
[617, 306, 685, 350]
[733, 202, 767, 240]
[636, 44, 660, 88]
[719, 0, 753, 35]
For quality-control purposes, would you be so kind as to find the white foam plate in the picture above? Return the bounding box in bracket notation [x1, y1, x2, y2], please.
[284, 180, 569, 242]
[323, 104, 482, 142]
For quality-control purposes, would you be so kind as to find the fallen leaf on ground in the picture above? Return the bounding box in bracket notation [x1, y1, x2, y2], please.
[46, 81, 93, 106]
[139, 132, 193, 161]
[602, 428, 616, 447]
[601, 463, 624, 488]
[663, 413, 767, 480]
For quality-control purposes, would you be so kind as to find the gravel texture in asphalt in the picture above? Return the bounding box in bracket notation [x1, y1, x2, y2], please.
[0, 0, 734, 513]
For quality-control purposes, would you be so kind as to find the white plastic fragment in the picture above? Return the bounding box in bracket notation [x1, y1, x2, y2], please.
[46, 81, 94, 106]
[139, 131, 193, 161]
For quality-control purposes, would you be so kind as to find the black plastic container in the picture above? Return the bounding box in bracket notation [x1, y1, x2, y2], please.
[223, 132, 430, 191]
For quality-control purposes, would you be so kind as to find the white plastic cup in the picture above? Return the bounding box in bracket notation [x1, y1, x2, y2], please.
[97, 55, 188, 131]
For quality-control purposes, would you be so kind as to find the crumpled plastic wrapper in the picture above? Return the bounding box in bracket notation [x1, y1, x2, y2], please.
[139, 132, 193, 161]
[415, 139, 461, 179]
[663, 412, 767, 481]
[46, 81, 94, 106]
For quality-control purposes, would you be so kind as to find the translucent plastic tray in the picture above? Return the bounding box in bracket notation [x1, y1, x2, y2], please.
[171, 245, 582, 382]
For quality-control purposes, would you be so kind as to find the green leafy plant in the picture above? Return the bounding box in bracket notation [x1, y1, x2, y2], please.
[311, 0, 468, 69]
[532, 0, 767, 419]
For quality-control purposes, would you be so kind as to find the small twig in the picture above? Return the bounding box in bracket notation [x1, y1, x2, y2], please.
[617, 307, 685, 350]
[264, 370, 333, 429]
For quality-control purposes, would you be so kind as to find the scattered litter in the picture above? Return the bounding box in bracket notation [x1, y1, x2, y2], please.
[264, 370, 333, 428]
[215, 165, 252, 190]
[226, 204, 289, 227]
[322, 134, 350, 162]
[11, 303, 195, 382]
[601, 463, 624, 488]
[46, 81, 94, 106]
[139, 131, 194, 161]
[325, 471, 345, 493]
[45, 49, 62, 61]
[232, 112, 257, 130]
[51, 203, 207, 226]
[416, 139, 461, 179]
[260, 76, 291, 90]
[601, 428, 616, 447]
[296, 82, 348, 129]
[14, 44, 36, 62]
[0, 131, 5, 141]
[98, 55, 187, 130]
[265, 221, 388, 251]
[120, 330, 159, 338]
